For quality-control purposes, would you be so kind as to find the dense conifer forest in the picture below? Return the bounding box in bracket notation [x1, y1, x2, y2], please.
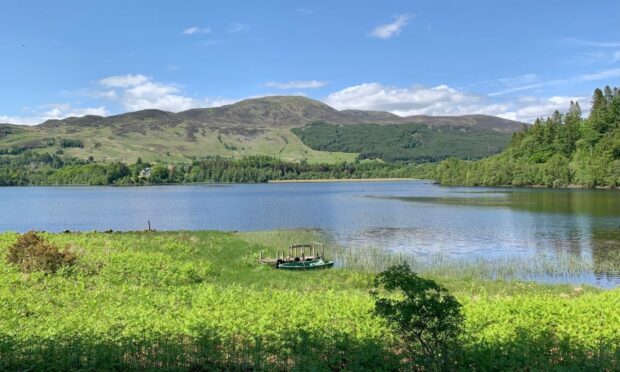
[433, 86, 620, 187]
[292, 122, 512, 163]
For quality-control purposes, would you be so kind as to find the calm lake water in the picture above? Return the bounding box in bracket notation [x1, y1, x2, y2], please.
[1, 181, 619, 286]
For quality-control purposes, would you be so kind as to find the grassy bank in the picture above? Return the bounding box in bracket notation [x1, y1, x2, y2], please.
[0, 231, 618, 370]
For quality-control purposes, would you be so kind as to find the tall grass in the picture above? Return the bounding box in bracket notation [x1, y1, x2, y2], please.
[240, 229, 620, 286]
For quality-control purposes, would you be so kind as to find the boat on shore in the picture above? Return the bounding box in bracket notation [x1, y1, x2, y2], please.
[259, 242, 334, 270]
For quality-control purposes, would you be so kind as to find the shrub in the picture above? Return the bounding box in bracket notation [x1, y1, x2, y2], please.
[372, 263, 463, 370]
[59, 138, 83, 148]
[6, 231, 76, 273]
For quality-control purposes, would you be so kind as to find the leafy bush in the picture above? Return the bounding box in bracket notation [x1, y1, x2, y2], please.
[6, 231, 76, 273]
[372, 263, 463, 370]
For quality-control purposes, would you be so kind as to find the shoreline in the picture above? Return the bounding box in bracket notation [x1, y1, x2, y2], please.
[268, 178, 419, 183]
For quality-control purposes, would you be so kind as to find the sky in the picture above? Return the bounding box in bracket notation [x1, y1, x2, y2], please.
[1, 0, 619, 125]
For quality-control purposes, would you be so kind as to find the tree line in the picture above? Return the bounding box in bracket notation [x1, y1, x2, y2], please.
[0, 153, 432, 186]
[433, 85, 620, 188]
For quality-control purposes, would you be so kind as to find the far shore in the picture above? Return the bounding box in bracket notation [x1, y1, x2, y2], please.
[268, 178, 419, 183]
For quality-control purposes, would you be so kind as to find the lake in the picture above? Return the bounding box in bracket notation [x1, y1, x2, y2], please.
[1, 181, 619, 286]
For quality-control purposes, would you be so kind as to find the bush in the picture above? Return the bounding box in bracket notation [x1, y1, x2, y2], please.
[372, 263, 463, 370]
[6, 231, 76, 273]
[59, 138, 83, 148]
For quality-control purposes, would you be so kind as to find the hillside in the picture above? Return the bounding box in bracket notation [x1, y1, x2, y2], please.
[292, 122, 512, 163]
[0, 96, 524, 163]
[433, 86, 620, 188]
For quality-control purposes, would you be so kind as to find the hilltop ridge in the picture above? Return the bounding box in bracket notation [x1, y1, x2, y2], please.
[0, 95, 524, 163]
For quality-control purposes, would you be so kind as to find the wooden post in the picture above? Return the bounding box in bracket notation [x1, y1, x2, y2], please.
[148, 220, 151, 231]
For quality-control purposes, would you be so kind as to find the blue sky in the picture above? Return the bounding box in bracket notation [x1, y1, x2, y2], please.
[1, 0, 619, 124]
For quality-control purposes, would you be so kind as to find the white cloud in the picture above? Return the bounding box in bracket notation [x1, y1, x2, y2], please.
[95, 90, 118, 99]
[493, 74, 539, 87]
[227, 23, 246, 33]
[561, 38, 620, 48]
[324, 82, 585, 123]
[0, 104, 109, 125]
[325, 83, 481, 115]
[203, 39, 224, 46]
[100, 74, 149, 88]
[100, 77, 199, 112]
[497, 96, 586, 122]
[263, 80, 326, 89]
[489, 68, 620, 96]
[369, 14, 413, 39]
[183, 26, 211, 35]
[40, 103, 109, 118]
[96, 74, 243, 112]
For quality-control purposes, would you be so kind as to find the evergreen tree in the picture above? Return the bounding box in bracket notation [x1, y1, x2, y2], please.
[590, 88, 609, 133]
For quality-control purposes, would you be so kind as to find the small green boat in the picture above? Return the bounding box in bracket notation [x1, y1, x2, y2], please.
[258, 242, 334, 270]
[276, 258, 334, 270]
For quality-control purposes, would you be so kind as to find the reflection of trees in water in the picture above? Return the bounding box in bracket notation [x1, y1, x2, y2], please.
[525, 205, 589, 258]
[397, 189, 620, 217]
[505, 190, 620, 217]
[590, 228, 620, 280]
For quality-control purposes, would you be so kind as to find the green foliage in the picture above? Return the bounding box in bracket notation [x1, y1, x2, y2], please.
[6, 231, 76, 273]
[59, 138, 84, 148]
[292, 121, 512, 163]
[0, 153, 431, 186]
[433, 86, 620, 188]
[0, 231, 618, 370]
[372, 264, 463, 369]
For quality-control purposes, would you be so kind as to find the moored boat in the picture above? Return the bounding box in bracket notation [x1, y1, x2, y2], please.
[276, 258, 334, 270]
[259, 242, 334, 270]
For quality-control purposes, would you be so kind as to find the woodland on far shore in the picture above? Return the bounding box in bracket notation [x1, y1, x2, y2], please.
[433, 85, 620, 188]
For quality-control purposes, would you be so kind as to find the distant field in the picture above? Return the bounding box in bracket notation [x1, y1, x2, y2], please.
[0, 124, 357, 163]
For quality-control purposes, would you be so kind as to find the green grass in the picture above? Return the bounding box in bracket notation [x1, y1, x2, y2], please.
[0, 230, 618, 370]
[0, 124, 357, 164]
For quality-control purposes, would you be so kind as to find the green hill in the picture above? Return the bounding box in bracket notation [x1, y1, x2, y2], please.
[433, 85, 620, 188]
[292, 122, 515, 163]
[0, 96, 524, 164]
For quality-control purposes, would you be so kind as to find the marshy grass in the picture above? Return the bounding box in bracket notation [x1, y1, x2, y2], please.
[240, 229, 620, 286]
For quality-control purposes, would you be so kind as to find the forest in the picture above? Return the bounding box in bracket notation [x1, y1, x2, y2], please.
[292, 121, 512, 163]
[0, 152, 431, 186]
[433, 86, 620, 187]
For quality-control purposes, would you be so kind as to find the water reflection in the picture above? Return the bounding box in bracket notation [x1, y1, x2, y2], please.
[385, 187, 620, 286]
[0, 182, 618, 286]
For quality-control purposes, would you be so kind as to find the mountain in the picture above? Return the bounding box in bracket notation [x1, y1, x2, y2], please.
[36, 96, 525, 131]
[0, 96, 525, 163]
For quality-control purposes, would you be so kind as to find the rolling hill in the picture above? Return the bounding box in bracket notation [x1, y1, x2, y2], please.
[0, 96, 525, 163]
